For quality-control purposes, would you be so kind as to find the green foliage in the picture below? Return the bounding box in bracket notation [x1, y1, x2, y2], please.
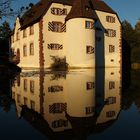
[122, 19, 140, 62]
[0, 0, 15, 19]
[0, 21, 11, 65]
[0, 21, 11, 40]
[50, 56, 69, 71]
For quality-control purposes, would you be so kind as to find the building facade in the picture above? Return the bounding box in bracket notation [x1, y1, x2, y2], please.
[11, 0, 122, 69]
[12, 68, 121, 137]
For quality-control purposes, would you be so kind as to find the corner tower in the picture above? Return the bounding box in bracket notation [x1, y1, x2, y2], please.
[64, 0, 97, 68]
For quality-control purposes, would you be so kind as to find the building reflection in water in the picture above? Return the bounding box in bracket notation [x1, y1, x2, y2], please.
[12, 68, 121, 139]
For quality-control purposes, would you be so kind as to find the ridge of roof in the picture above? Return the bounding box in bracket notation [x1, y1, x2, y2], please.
[65, 0, 97, 21]
[91, 0, 116, 14]
[19, 0, 116, 30]
[20, 0, 51, 29]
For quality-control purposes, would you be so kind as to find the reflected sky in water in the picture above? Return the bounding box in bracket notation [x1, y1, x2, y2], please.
[1, 68, 140, 140]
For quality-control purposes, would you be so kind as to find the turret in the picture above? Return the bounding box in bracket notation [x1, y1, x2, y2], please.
[64, 0, 97, 68]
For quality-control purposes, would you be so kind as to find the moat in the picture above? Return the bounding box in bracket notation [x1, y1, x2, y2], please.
[0, 68, 139, 140]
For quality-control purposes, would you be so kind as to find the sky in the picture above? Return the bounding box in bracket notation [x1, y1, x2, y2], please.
[104, 0, 140, 27]
[1, 0, 140, 28]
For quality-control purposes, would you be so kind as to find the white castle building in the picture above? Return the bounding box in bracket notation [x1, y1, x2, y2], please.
[11, 0, 122, 69]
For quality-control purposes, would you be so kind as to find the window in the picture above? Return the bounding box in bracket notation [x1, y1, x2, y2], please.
[109, 45, 115, 53]
[48, 22, 66, 32]
[51, 7, 67, 15]
[29, 25, 34, 35]
[106, 97, 116, 105]
[48, 44, 63, 50]
[17, 75, 20, 86]
[53, 22, 62, 32]
[16, 31, 20, 40]
[52, 120, 68, 128]
[24, 79, 27, 91]
[30, 43, 34, 55]
[30, 100, 35, 110]
[86, 82, 94, 90]
[49, 103, 67, 113]
[24, 97, 28, 105]
[62, 8, 67, 15]
[48, 85, 63, 93]
[17, 94, 21, 103]
[85, 21, 94, 29]
[16, 49, 20, 63]
[23, 45, 27, 56]
[106, 111, 115, 118]
[23, 29, 27, 38]
[106, 16, 115, 23]
[106, 29, 116, 37]
[86, 107, 94, 114]
[30, 80, 34, 93]
[86, 46, 94, 54]
[109, 81, 115, 89]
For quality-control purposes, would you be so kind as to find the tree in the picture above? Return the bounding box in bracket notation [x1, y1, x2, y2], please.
[122, 20, 137, 48]
[0, 0, 34, 19]
[0, 21, 11, 61]
[0, 21, 11, 40]
[135, 19, 140, 32]
[0, 0, 15, 19]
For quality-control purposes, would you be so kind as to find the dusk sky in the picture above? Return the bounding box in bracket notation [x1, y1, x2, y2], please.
[6, 0, 140, 27]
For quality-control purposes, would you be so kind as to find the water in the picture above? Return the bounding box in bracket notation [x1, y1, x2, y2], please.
[0, 68, 139, 140]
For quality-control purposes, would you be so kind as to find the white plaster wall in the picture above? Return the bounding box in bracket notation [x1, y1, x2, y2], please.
[12, 75, 41, 115]
[65, 70, 95, 117]
[42, 3, 72, 68]
[19, 23, 40, 68]
[64, 18, 95, 68]
[95, 11, 121, 67]
[11, 18, 40, 69]
[11, 17, 21, 64]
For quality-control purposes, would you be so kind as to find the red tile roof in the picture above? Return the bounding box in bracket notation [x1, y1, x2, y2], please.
[65, 0, 97, 21]
[19, 0, 116, 29]
[91, 0, 116, 14]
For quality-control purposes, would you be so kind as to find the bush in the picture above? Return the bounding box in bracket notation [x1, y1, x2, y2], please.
[50, 56, 68, 71]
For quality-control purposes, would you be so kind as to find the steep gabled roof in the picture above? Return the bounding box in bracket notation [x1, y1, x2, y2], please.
[65, 0, 97, 21]
[20, 0, 74, 29]
[91, 0, 116, 14]
[20, 0, 51, 29]
[19, 0, 116, 29]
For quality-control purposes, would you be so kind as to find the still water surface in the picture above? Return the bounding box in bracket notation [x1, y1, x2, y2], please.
[0, 68, 139, 140]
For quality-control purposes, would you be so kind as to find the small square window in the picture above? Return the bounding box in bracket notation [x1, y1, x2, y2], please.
[109, 81, 115, 89]
[86, 46, 94, 54]
[85, 21, 94, 29]
[29, 25, 34, 35]
[87, 82, 94, 90]
[106, 111, 115, 118]
[109, 45, 115, 53]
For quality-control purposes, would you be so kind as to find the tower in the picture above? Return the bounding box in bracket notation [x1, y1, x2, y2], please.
[64, 0, 97, 68]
